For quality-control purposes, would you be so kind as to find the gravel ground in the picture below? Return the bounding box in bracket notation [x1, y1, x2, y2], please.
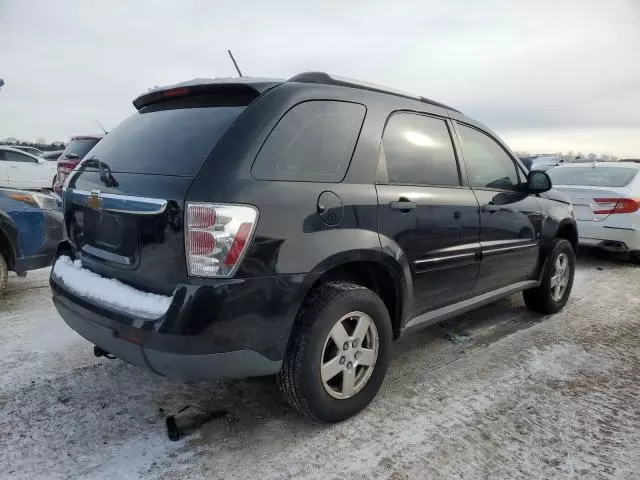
[1, 250, 639, 479]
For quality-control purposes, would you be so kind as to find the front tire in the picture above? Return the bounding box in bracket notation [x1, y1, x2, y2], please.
[277, 281, 392, 422]
[524, 238, 575, 314]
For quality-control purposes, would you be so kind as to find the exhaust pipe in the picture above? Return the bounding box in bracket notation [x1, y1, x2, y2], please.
[93, 346, 116, 359]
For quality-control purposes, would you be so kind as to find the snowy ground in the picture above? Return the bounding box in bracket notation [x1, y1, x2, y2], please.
[1, 250, 639, 479]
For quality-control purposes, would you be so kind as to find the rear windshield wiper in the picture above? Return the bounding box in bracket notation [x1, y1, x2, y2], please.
[83, 158, 119, 188]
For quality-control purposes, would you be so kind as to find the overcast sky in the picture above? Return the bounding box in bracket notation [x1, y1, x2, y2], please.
[1, 0, 639, 156]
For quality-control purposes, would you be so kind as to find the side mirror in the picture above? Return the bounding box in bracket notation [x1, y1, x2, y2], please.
[527, 170, 552, 194]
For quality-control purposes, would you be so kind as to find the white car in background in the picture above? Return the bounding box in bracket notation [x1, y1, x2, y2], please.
[0, 146, 58, 190]
[547, 162, 640, 263]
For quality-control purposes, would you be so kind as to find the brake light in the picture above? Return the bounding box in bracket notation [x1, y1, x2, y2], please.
[162, 87, 190, 98]
[58, 160, 80, 175]
[593, 198, 640, 214]
[185, 203, 258, 277]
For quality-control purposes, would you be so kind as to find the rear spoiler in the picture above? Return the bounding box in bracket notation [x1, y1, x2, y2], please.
[133, 78, 282, 110]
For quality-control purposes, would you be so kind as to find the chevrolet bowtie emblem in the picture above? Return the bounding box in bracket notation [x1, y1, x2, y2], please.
[87, 190, 104, 209]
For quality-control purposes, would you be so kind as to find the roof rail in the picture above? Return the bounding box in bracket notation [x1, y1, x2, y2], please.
[288, 72, 461, 113]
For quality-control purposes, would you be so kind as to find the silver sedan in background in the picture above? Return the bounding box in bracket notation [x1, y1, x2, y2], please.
[547, 162, 640, 263]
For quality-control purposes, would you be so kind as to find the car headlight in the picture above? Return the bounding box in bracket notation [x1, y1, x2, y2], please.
[9, 192, 59, 211]
[567, 203, 575, 217]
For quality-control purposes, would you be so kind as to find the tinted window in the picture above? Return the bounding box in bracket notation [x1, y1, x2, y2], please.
[458, 124, 519, 190]
[252, 101, 365, 182]
[548, 167, 638, 187]
[62, 139, 100, 160]
[83, 101, 245, 176]
[5, 151, 37, 163]
[382, 113, 459, 186]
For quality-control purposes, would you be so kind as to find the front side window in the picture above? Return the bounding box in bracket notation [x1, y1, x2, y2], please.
[382, 113, 459, 186]
[252, 100, 366, 182]
[457, 124, 519, 191]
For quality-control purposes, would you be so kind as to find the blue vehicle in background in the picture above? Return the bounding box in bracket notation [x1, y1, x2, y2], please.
[0, 188, 63, 294]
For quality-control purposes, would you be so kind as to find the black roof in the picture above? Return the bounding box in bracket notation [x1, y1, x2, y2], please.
[288, 72, 461, 113]
[133, 72, 461, 113]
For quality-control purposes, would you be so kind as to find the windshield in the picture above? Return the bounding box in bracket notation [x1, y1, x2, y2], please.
[83, 99, 245, 176]
[63, 138, 100, 159]
[548, 167, 638, 187]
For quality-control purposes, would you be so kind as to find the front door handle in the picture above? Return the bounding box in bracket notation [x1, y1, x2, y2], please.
[389, 199, 417, 212]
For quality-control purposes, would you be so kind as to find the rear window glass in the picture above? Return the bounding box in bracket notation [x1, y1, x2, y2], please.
[83, 98, 246, 176]
[252, 101, 365, 182]
[63, 139, 100, 159]
[548, 167, 638, 187]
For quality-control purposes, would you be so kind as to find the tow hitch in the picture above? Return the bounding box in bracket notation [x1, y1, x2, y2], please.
[93, 346, 116, 359]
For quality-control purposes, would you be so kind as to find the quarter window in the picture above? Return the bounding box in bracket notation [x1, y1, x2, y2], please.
[252, 101, 366, 182]
[381, 113, 459, 186]
[457, 124, 519, 190]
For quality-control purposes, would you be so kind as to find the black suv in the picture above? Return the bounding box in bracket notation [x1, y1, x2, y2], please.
[50, 73, 577, 422]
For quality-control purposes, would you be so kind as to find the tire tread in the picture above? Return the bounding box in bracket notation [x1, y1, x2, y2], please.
[277, 281, 380, 421]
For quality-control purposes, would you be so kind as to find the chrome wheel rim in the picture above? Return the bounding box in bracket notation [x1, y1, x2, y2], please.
[320, 311, 379, 400]
[550, 253, 570, 302]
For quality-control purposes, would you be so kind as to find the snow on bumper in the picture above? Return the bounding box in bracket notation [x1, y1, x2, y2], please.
[51, 255, 172, 319]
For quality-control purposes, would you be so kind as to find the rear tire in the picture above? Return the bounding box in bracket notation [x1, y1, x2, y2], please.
[277, 281, 392, 423]
[0, 254, 8, 296]
[630, 251, 640, 264]
[524, 238, 575, 314]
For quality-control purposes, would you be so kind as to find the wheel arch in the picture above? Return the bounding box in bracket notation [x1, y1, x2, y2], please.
[0, 214, 19, 271]
[555, 219, 578, 252]
[290, 249, 412, 342]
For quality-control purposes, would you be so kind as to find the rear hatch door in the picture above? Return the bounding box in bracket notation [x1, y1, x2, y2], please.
[64, 92, 253, 294]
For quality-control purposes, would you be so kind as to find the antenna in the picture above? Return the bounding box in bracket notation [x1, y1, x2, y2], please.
[95, 120, 107, 134]
[227, 50, 243, 77]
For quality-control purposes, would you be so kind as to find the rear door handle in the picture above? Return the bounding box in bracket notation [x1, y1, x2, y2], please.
[389, 199, 417, 212]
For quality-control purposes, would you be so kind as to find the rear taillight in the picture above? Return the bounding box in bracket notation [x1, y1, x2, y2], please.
[186, 203, 258, 277]
[58, 160, 80, 175]
[593, 198, 640, 215]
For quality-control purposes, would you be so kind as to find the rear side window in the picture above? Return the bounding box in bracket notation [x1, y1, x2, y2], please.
[381, 113, 460, 186]
[252, 101, 365, 182]
[5, 151, 37, 163]
[83, 96, 247, 176]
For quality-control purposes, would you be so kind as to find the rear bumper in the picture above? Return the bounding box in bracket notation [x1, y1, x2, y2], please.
[577, 220, 640, 251]
[50, 243, 317, 380]
[54, 294, 281, 380]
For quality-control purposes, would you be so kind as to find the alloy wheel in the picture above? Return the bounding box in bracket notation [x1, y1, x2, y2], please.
[320, 311, 379, 400]
[550, 252, 570, 302]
